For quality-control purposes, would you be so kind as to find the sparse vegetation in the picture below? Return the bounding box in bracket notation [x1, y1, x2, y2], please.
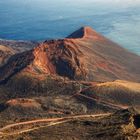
[0, 27, 140, 140]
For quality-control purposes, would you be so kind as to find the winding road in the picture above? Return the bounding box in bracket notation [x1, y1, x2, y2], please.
[0, 85, 129, 138]
[0, 113, 111, 137]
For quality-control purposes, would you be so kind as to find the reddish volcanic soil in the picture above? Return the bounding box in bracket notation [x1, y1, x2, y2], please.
[0, 26, 140, 83]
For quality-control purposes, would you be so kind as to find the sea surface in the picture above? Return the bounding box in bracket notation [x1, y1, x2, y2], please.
[0, 0, 140, 55]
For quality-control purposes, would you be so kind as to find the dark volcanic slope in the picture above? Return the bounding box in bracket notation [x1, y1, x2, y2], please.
[0, 39, 38, 68]
[0, 26, 140, 83]
[0, 45, 16, 66]
[1, 109, 140, 140]
[0, 27, 140, 140]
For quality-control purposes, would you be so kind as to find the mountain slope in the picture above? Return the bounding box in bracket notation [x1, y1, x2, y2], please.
[80, 80, 140, 108]
[0, 27, 140, 81]
[67, 26, 140, 81]
[0, 109, 140, 140]
[0, 26, 140, 84]
[0, 45, 16, 66]
[0, 27, 140, 140]
[0, 39, 38, 67]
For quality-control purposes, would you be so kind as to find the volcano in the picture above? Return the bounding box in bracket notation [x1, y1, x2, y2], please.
[0, 26, 140, 83]
[0, 27, 140, 140]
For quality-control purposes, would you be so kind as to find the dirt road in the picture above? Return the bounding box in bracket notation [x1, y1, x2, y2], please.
[0, 113, 111, 137]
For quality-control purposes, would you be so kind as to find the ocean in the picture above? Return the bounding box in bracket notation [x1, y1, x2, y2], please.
[0, 0, 140, 55]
